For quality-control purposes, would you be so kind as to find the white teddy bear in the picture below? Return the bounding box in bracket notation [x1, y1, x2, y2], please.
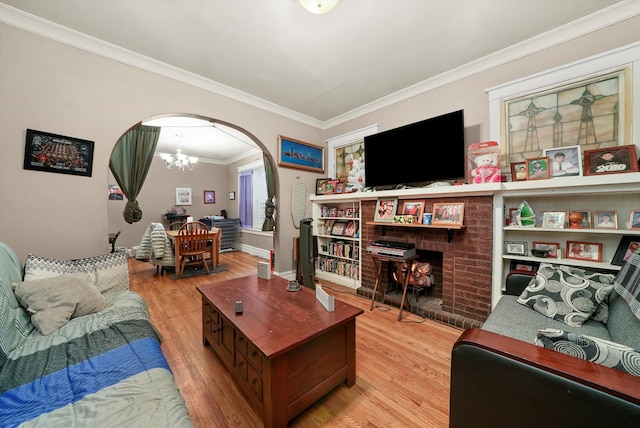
[471, 153, 501, 184]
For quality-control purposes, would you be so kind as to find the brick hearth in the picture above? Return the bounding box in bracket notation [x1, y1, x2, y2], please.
[357, 196, 493, 329]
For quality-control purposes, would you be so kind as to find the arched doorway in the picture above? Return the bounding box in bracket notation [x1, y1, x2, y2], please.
[108, 113, 277, 258]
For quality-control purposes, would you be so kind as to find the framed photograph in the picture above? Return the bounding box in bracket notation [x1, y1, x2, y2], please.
[504, 241, 528, 256]
[544, 145, 582, 177]
[108, 184, 124, 200]
[432, 202, 465, 226]
[569, 210, 591, 228]
[542, 211, 566, 229]
[330, 221, 347, 236]
[229, 191, 235, 200]
[176, 187, 192, 205]
[335, 181, 345, 194]
[343, 221, 357, 238]
[532, 242, 560, 258]
[630, 210, 640, 229]
[594, 211, 617, 229]
[324, 179, 340, 194]
[509, 260, 539, 272]
[510, 162, 527, 181]
[566, 241, 602, 262]
[612, 235, 640, 266]
[584, 145, 639, 175]
[315, 178, 330, 195]
[526, 157, 550, 180]
[203, 190, 215, 204]
[400, 199, 425, 223]
[374, 198, 398, 222]
[507, 208, 519, 226]
[277, 135, 324, 173]
[24, 129, 94, 177]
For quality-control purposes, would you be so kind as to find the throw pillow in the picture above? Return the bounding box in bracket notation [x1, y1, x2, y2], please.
[536, 328, 640, 377]
[517, 263, 615, 327]
[13, 273, 105, 335]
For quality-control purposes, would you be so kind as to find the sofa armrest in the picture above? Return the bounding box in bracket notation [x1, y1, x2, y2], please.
[450, 328, 640, 428]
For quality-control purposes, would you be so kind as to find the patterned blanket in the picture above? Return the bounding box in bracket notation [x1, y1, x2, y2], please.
[613, 248, 640, 321]
[0, 292, 193, 428]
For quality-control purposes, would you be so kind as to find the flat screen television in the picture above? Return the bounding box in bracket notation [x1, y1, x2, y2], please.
[364, 110, 465, 189]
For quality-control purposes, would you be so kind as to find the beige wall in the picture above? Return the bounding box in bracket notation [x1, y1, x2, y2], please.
[2, 15, 640, 272]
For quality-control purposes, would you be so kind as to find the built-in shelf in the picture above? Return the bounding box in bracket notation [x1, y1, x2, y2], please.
[366, 221, 465, 242]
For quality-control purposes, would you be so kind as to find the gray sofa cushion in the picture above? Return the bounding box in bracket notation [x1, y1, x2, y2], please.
[608, 292, 640, 350]
[482, 295, 611, 344]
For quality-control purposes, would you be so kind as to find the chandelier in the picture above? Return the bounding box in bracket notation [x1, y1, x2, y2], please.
[160, 148, 198, 171]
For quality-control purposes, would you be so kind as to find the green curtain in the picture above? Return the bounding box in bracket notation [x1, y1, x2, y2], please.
[262, 153, 276, 231]
[109, 124, 160, 224]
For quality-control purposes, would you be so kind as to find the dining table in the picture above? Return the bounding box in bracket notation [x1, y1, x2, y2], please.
[166, 227, 221, 270]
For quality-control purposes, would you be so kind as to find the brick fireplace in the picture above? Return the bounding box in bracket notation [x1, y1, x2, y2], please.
[357, 195, 493, 329]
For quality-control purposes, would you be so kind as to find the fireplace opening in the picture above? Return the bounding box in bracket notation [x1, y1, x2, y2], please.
[384, 250, 443, 312]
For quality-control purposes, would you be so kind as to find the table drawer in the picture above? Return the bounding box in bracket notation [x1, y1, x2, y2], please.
[247, 365, 263, 402]
[235, 331, 248, 356]
[247, 343, 263, 373]
[235, 350, 248, 381]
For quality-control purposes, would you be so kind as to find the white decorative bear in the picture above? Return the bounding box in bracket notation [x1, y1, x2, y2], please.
[471, 153, 501, 183]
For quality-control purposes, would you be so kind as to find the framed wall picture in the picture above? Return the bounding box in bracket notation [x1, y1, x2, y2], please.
[566, 241, 602, 262]
[510, 162, 527, 181]
[541, 211, 566, 228]
[24, 128, 94, 177]
[277, 135, 324, 173]
[176, 187, 192, 205]
[630, 210, 640, 229]
[203, 190, 215, 204]
[504, 241, 528, 256]
[584, 145, 639, 175]
[594, 211, 617, 229]
[612, 235, 640, 266]
[532, 242, 560, 258]
[432, 202, 465, 226]
[544, 145, 582, 177]
[229, 191, 235, 200]
[526, 157, 550, 180]
[400, 199, 425, 223]
[374, 198, 398, 222]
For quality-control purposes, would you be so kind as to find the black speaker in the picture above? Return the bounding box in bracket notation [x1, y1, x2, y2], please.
[299, 218, 315, 290]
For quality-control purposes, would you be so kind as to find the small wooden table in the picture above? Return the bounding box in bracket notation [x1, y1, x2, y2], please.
[197, 275, 363, 427]
[368, 253, 419, 320]
[166, 228, 220, 269]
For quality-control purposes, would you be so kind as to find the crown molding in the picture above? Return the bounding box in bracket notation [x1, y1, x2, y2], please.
[2, 1, 639, 130]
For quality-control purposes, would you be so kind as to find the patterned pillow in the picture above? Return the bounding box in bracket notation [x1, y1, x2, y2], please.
[23, 251, 129, 295]
[517, 263, 615, 327]
[536, 328, 640, 377]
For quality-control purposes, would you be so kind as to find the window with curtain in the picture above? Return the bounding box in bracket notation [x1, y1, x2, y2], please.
[238, 160, 267, 230]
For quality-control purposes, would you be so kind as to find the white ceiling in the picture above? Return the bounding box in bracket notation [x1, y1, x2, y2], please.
[1, 0, 633, 163]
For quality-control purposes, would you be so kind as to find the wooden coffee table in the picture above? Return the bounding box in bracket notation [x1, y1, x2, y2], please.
[197, 275, 363, 427]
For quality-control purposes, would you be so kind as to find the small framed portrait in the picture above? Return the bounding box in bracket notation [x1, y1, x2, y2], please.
[506, 207, 519, 226]
[343, 221, 358, 238]
[544, 145, 582, 177]
[400, 199, 425, 223]
[541, 211, 566, 229]
[532, 242, 560, 258]
[510, 162, 527, 181]
[203, 190, 215, 204]
[315, 178, 330, 195]
[509, 260, 539, 272]
[584, 145, 639, 175]
[630, 210, 640, 230]
[526, 157, 550, 180]
[335, 181, 345, 194]
[374, 198, 398, 222]
[569, 210, 591, 228]
[612, 235, 640, 266]
[594, 211, 617, 229]
[504, 241, 528, 256]
[432, 202, 465, 226]
[566, 241, 603, 262]
[330, 221, 347, 236]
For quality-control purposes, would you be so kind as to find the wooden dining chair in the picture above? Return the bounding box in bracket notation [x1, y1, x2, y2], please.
[175, 221, 211, 278]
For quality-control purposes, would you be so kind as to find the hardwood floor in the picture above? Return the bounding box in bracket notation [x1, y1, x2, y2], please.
[129, 251, 463, 427]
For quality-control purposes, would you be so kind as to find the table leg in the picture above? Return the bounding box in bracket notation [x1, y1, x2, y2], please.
[398, 262, 412, 321]
[369, 258, 383, 311]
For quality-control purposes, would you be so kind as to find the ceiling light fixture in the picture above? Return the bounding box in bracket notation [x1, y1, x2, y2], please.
[299, 0, 340, 14]
[159, 136, 198, 171]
